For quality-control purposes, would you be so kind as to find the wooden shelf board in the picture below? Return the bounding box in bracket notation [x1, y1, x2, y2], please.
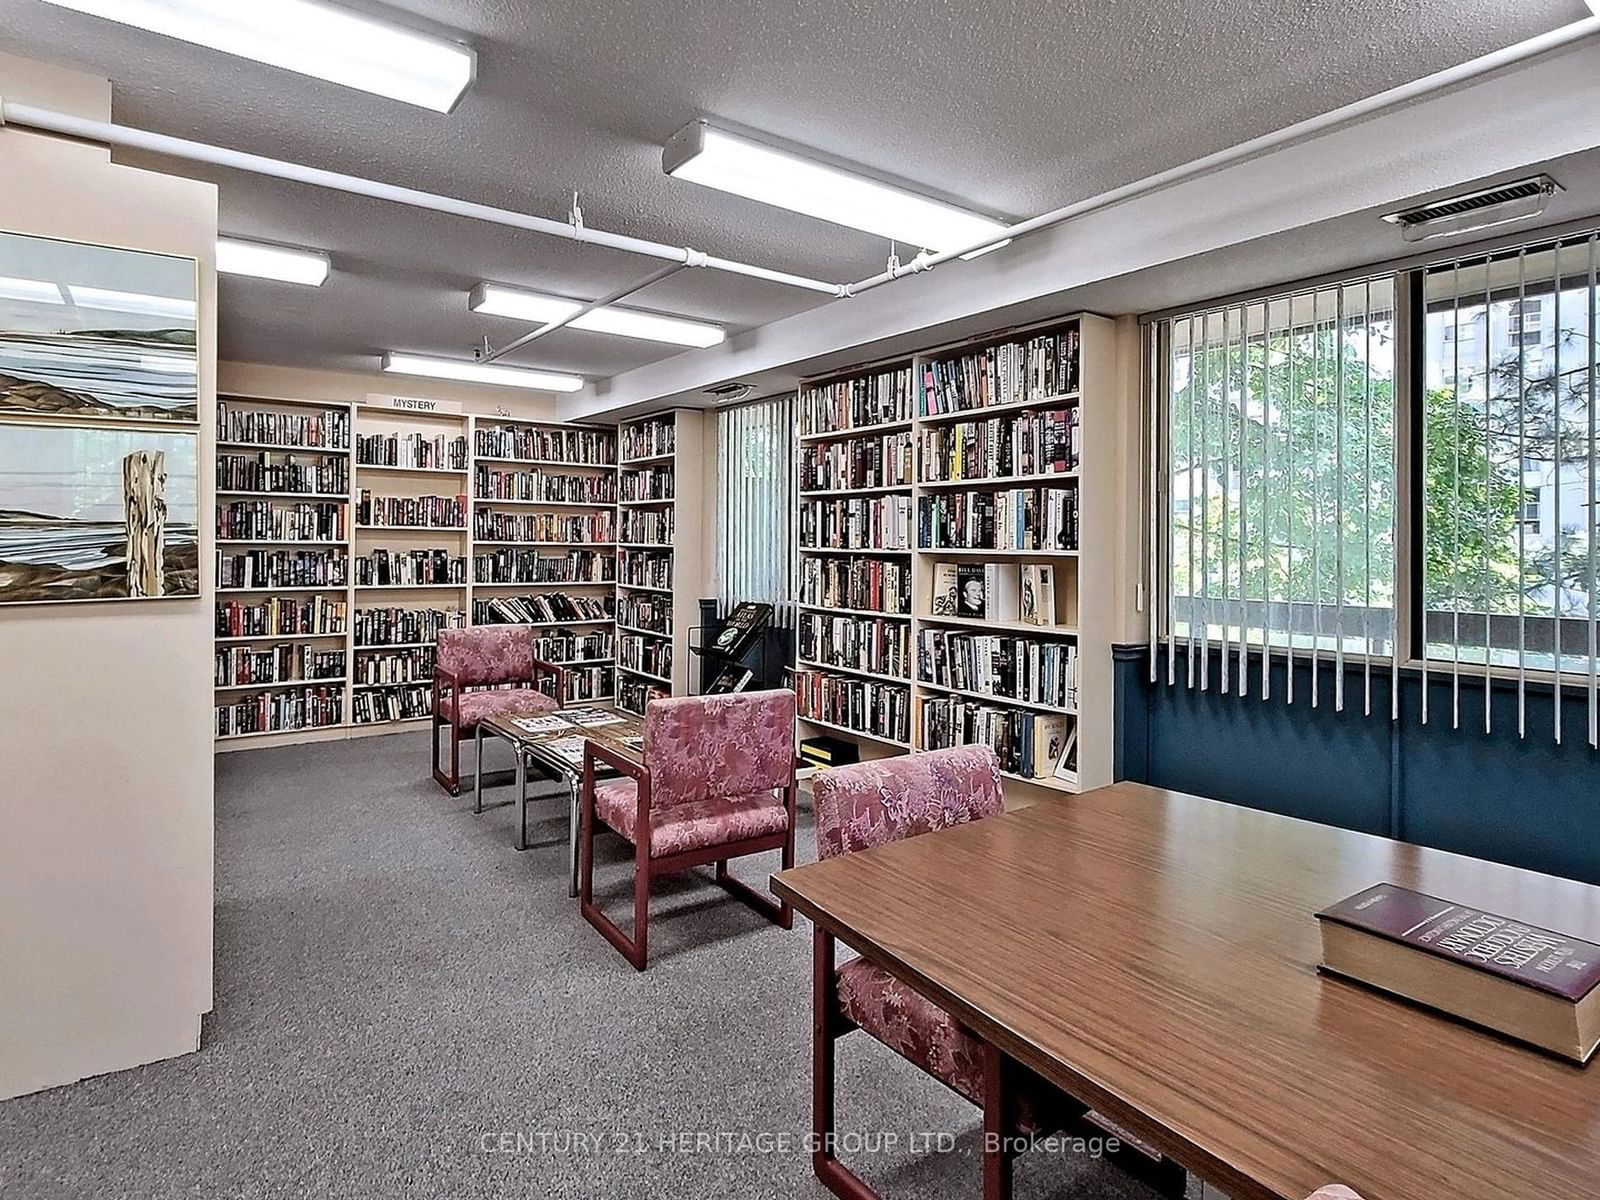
[917, 613, 1079, 636]
[216, 632, 347, 643]
[921, 547, 1079, 558]
[618, 664, 673, 686]
[916, 678, 1077, 716]
[354, 583, 466, 591]
[799, 484, 912, 498]
[472, 497, 617, 508]
[799, 546, 912, 556]
[473, 579, 614, 589]
[617, 582, 672, 595]
[215, 678, 347, 692]
[798, 418, 913, 444]
[355, 463, 467, 475]
[618, 451, 675, 467]
[795, 713, 911, 750]
[355, 524, 467, 532]
[796, 658, 910, 685]
[216, 585, 346, 593]
[917, 470, 1079, 490]
[217, 490, 349, 500]
[473, 455, 616, 469]
[617, 624, 672, 641]
[217, 441, 349, 454]
[797, 603, 911, 621]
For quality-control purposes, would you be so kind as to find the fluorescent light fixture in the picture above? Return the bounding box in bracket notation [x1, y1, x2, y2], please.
[382, 352, 584, 393]
[468, 284, 725, 348]
[39, 0, 476, 112]
[663, 121, 1011, 259]
[217, 237, 330, 286]
[67, 285, 196, 321]
[0, 276, 65, 305]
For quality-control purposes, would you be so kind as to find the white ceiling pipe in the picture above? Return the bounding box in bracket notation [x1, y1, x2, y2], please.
[479, 262, 685, 363]
[843, 14, 1600, 295]
[0, 99, 845, 297]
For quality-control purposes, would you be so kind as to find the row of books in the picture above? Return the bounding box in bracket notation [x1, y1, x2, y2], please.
[799, 431, 915, 492]
[619, 465, 675, 503]
[353, 607, 463, 647]
[218, 452, 349, 496]
[620, 417, 674, 461]
[619, 674, 668, 716]
[216, 596, 347, 638]
[918, 406, 1079, 483]
[472, 593, 614, 626]
[475, 426, 615, 466]
[618, 550, 672, 590]
[917, 631, 1078, 710]
[472, 549, 615, 585]
[474, 509, 614, 543]
[794, 668, 910, 744]
[930, 561, 1060, 626]
[917, 487, 1078, 552]
[353, 646, 434, 686]
[532, 632, 614, 661]
[215, 645, 346, 687]
[799, 612, 910, 679]
[920, 700, 1075, 782]
[797, 555, 910, 614]
[563, 665, 617, 703]
[355, 433, 467, 471]
[617, 593, 671, 635]
[217, 403, 349, 450]
[357, 492, 466, 529]
[620, 508, 674, 545]
[216, 687, 344, 737]
[217, 550, 346, 590]
[217, 500, 346, 542]
[352, 685, 429, 725]
[800, 366, 915, 437]
[355, 549, 465, 587]
[799, 496, 913, 551]
[474, 467, 616, 504]
[921, 327, 1081, 416]
[619, 635, 672, 679]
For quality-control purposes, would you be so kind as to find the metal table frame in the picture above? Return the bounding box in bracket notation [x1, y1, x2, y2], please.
[473, 720, 584, 895]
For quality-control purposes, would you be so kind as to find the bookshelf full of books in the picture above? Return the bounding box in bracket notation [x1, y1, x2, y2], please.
[616, 409, 705, 715]
[792, 313, 1116, 793]
[215, 395, 624, 750]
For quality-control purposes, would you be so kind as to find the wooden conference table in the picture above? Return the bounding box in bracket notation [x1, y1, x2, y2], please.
[772, 782, 1600, 1200]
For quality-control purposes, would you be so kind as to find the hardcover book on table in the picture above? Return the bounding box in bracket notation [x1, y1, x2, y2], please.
[1317, 882, 1600, 1062]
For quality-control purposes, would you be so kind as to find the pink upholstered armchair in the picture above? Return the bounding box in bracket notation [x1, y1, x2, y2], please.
[579, 689, 797, 970]
[808, 746, 1183, 1200]
[431, 626, 565, 795]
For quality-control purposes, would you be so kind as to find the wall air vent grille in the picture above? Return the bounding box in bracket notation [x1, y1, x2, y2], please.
[1382, 176, 1561, 242]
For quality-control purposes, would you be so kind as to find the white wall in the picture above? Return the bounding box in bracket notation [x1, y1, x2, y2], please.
[0, 55, 218, 1100]
[218, 360, 569, 423]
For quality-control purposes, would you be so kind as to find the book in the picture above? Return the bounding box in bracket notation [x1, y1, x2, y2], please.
[705, 664, 753, 694]
[931, 563, 959, 615]
[1020, 564, 1056, 626]
[956, 563, 987, 618]
[799, 734, 859, 768]
[512, 713, 571, 734]
[1316, 883, 1600, 1062]
[1032, 715, 1070, 779]
[1052, 725, 1078, 785]
[709, 601, 772, 659]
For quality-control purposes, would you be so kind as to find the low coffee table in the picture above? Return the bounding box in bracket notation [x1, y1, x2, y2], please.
[474, 704, 645, 895]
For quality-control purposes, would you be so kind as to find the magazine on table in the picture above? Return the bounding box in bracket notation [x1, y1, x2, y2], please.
[512, 714, 572, 734]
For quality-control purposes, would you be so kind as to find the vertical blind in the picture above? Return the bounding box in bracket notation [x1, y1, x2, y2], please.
[1421, 233, 1600, 743]
[716, 392, 796, 622]
[1153, 277, 1401, 714]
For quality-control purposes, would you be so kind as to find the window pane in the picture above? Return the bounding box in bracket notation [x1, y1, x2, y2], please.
[1421, 237, 1599, 673]
[1165, 280, 1398, 658]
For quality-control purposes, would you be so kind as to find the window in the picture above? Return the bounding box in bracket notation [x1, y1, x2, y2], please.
[1420, 236, 1599, 689]
[1158, 278, 1399, 703]
[715, 393, 796, 621]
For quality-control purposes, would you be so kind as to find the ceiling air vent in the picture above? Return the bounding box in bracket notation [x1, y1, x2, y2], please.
[705, 381, 754, 402]
[1382, 176, 1561, 243]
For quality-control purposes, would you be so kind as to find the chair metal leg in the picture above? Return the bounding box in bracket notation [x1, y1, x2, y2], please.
[515, 752, 529, 851]
[567, 775, 581, 898]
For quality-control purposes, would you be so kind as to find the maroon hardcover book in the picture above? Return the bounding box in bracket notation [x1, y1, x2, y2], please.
[1317, 883, 1600, 1002]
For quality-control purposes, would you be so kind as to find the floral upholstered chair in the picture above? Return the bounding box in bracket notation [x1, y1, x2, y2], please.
[430, 626, 564, 795]
[808, 745, 1184, 1200]
[579, 689, 797, 970]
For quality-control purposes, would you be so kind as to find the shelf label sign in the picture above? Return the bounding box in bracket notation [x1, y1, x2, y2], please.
[364, 393, 464, 415]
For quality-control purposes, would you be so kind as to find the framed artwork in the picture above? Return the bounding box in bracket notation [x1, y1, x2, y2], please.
[0, 422, 199, 604]
[0, 229, 198, 423]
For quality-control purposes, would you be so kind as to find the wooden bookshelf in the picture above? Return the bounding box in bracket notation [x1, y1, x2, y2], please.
[791, 314, 1116, 795]
[214, 397, 621, 750]
[616, 409, 705, 715]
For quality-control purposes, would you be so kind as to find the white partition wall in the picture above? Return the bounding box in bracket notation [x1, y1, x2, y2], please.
[0, 56, 218, 1099]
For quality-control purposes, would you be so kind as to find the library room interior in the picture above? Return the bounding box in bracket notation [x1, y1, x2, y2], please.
[6, 2, 1600, 1199]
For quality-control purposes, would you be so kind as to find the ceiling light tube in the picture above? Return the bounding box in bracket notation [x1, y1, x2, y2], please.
[39, 0, 476, 113]
[217, 237, 330, 286]
[663, 121, 1011, 259]
[468, 284, 725, 348]
[381, 352, 584, 393]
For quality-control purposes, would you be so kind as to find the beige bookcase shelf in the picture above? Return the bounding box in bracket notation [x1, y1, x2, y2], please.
[214, 396, 621, 751]
[791, 313, 1117, 795]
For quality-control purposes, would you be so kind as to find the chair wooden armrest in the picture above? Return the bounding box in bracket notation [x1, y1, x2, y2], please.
[433, 665, 462, 722]
[530, 655, 566, 705]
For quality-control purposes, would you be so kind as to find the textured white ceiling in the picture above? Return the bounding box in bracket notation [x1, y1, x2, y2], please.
[0, 0, 1585, 385]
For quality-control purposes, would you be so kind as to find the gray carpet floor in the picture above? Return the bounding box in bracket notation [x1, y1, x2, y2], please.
[0, 731, 1191, 1199]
